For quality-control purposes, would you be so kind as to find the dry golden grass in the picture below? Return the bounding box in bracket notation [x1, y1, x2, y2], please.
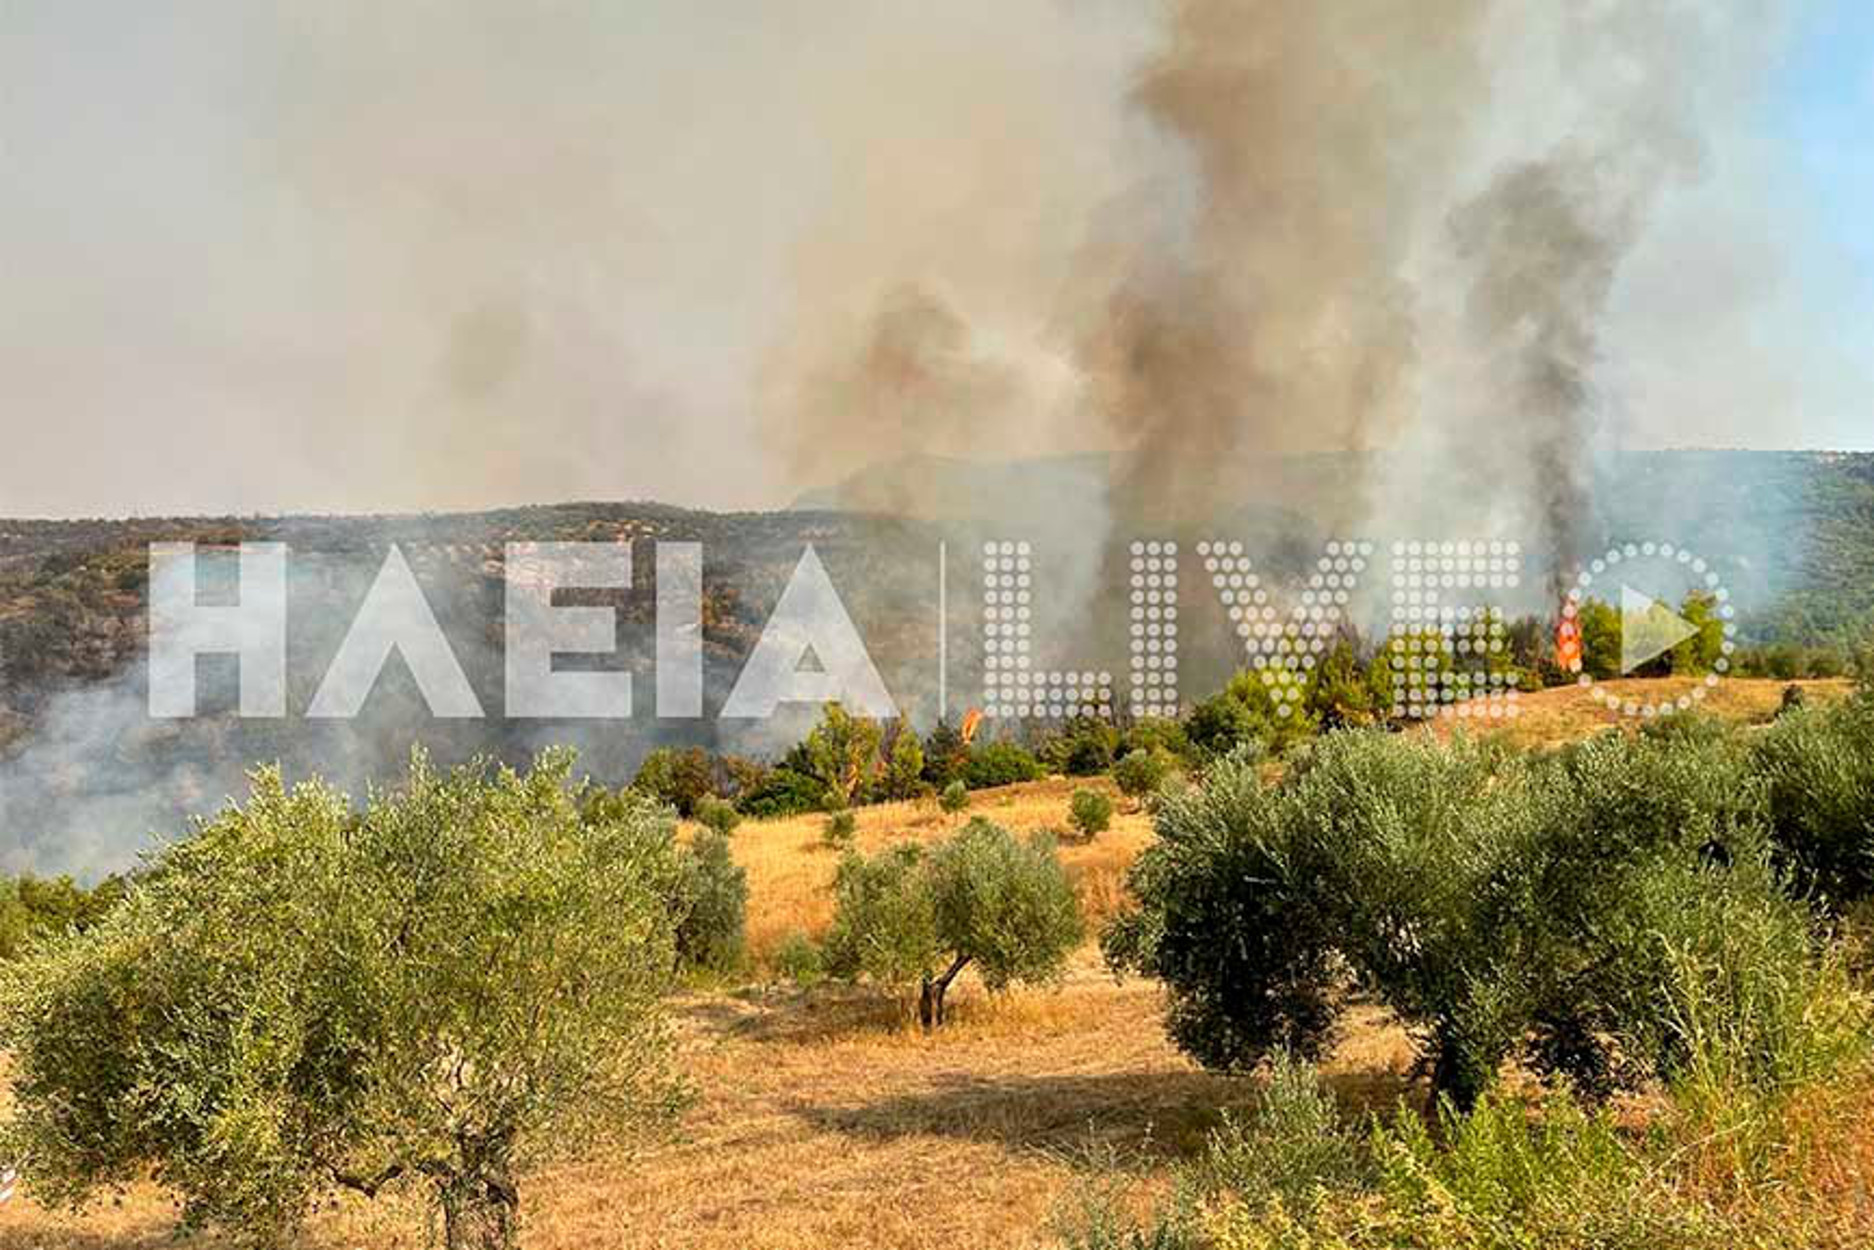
[718, 776, 1154, 966]
[0, 961, 1419, 1250]
[1421, 675, 1851, 751]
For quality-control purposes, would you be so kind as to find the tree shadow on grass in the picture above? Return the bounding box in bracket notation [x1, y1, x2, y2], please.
[785, 1064, 1417, 1164]
[674, 983, 914, 1047]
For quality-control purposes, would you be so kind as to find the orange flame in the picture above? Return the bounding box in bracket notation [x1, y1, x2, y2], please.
[959, 708, 983, 745]
[1556, 606, 1583, 673]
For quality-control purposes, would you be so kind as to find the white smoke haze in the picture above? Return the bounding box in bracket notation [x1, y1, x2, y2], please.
[2, 0, 1852, 521]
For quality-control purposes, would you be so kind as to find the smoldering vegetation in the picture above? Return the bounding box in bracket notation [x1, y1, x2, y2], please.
[0, 507, 959, 879]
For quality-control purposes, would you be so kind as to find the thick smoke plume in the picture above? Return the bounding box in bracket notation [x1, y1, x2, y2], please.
[773, 0, 1796, 567]
[1069, 0, 1488, 527]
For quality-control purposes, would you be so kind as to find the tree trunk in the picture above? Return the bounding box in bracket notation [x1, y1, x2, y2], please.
[917, 955, 970, 1030]
[440, 1171, 520, 1250]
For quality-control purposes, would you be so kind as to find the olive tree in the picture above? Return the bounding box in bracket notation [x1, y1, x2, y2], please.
[825, 819, 1082, 1028]
[0, 750, 686, 1250]
[1107, 729, 1802, 1109]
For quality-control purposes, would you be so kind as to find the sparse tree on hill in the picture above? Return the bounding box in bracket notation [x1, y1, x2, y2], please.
[1112, 748, 1173, 810]
[804, 702, 884, 807]
[884, 717, 926, 800]
[825, 820, 1082, 1028]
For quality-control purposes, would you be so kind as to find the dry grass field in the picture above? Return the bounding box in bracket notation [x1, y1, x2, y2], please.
[1420, 674, 1852, 750]
[0, 677, 1858, 1249]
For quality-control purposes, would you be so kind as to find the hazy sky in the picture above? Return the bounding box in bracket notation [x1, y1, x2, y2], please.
[0, 1, 1868, 519]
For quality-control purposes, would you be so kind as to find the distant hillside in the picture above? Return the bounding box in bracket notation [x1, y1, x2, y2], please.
[1, 450, 1870, 878]
[800, 447, 1874, 645]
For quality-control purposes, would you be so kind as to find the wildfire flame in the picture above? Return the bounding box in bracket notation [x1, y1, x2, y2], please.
[1556, 603, 1583, 673]
[959, 708, 983, 745]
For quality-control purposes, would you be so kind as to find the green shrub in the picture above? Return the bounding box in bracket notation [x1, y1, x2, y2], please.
[0, 751, 685, 1246]
[1044, 716, 1121, 776]
[939, 779, 970, 816]
[1191, 1053, 1369, 1210]
[771, 931, 826, 987]
[1108, 726, 1825, 1108]
[632, 745, 718, 816]
[0, 873, 127, 961]
[1069, 788, 1115, 839]
[803, 702, 884, 807]
[1111, 748, 1174, 807]
[1103, 743, 1340, 1069]
[1120, 718, 1200, 769]
[823, 809, 858, 849]
[825, 821, 1082, 1027]
[884, 719, 927, 800]
[1184, 669, 1317, 759]
[694, 794, 742, 839]
[735, 767, 829, 820]
[1752, 690, 1874, 910]
[823, 844, 935, 992]
[964, 741, 1046, 790]
[674, 829, 748, 977]
[921, 721, 970, 789]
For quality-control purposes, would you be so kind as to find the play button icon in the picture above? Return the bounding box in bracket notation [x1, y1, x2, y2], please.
[1619, 585, 1700, 675]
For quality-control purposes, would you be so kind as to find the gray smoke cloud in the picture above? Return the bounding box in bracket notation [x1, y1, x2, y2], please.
[769, 0, 1804, 581]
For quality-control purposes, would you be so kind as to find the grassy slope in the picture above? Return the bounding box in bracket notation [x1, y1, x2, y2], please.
[0, 677, 1861, 1249]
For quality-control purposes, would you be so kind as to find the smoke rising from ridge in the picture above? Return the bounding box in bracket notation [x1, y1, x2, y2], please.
[770, 0, 1802, 568]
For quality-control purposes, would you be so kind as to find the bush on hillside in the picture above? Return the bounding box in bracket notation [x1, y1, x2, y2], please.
[632, 745, 718, 816]
[673, 828, 748, 977]
[822, 809, 857, 849]
[735, 767, 828, 820]
[803, 703, 884, 807]
[694, 795, 742, 839]
[920, 721, 970, 789]
[1184, 669, 1318, 758]
[1120, 718, 1201, 769]
[883, 718, 927, 800]
[1069, 788, 1114, 839]
[1042, 716, 1121, 777]
[963, 741, 1046, 790]
[1753, 690, 1874, 911]
[1112, 747, 1175, 807]
[770, 931, 825, 987]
